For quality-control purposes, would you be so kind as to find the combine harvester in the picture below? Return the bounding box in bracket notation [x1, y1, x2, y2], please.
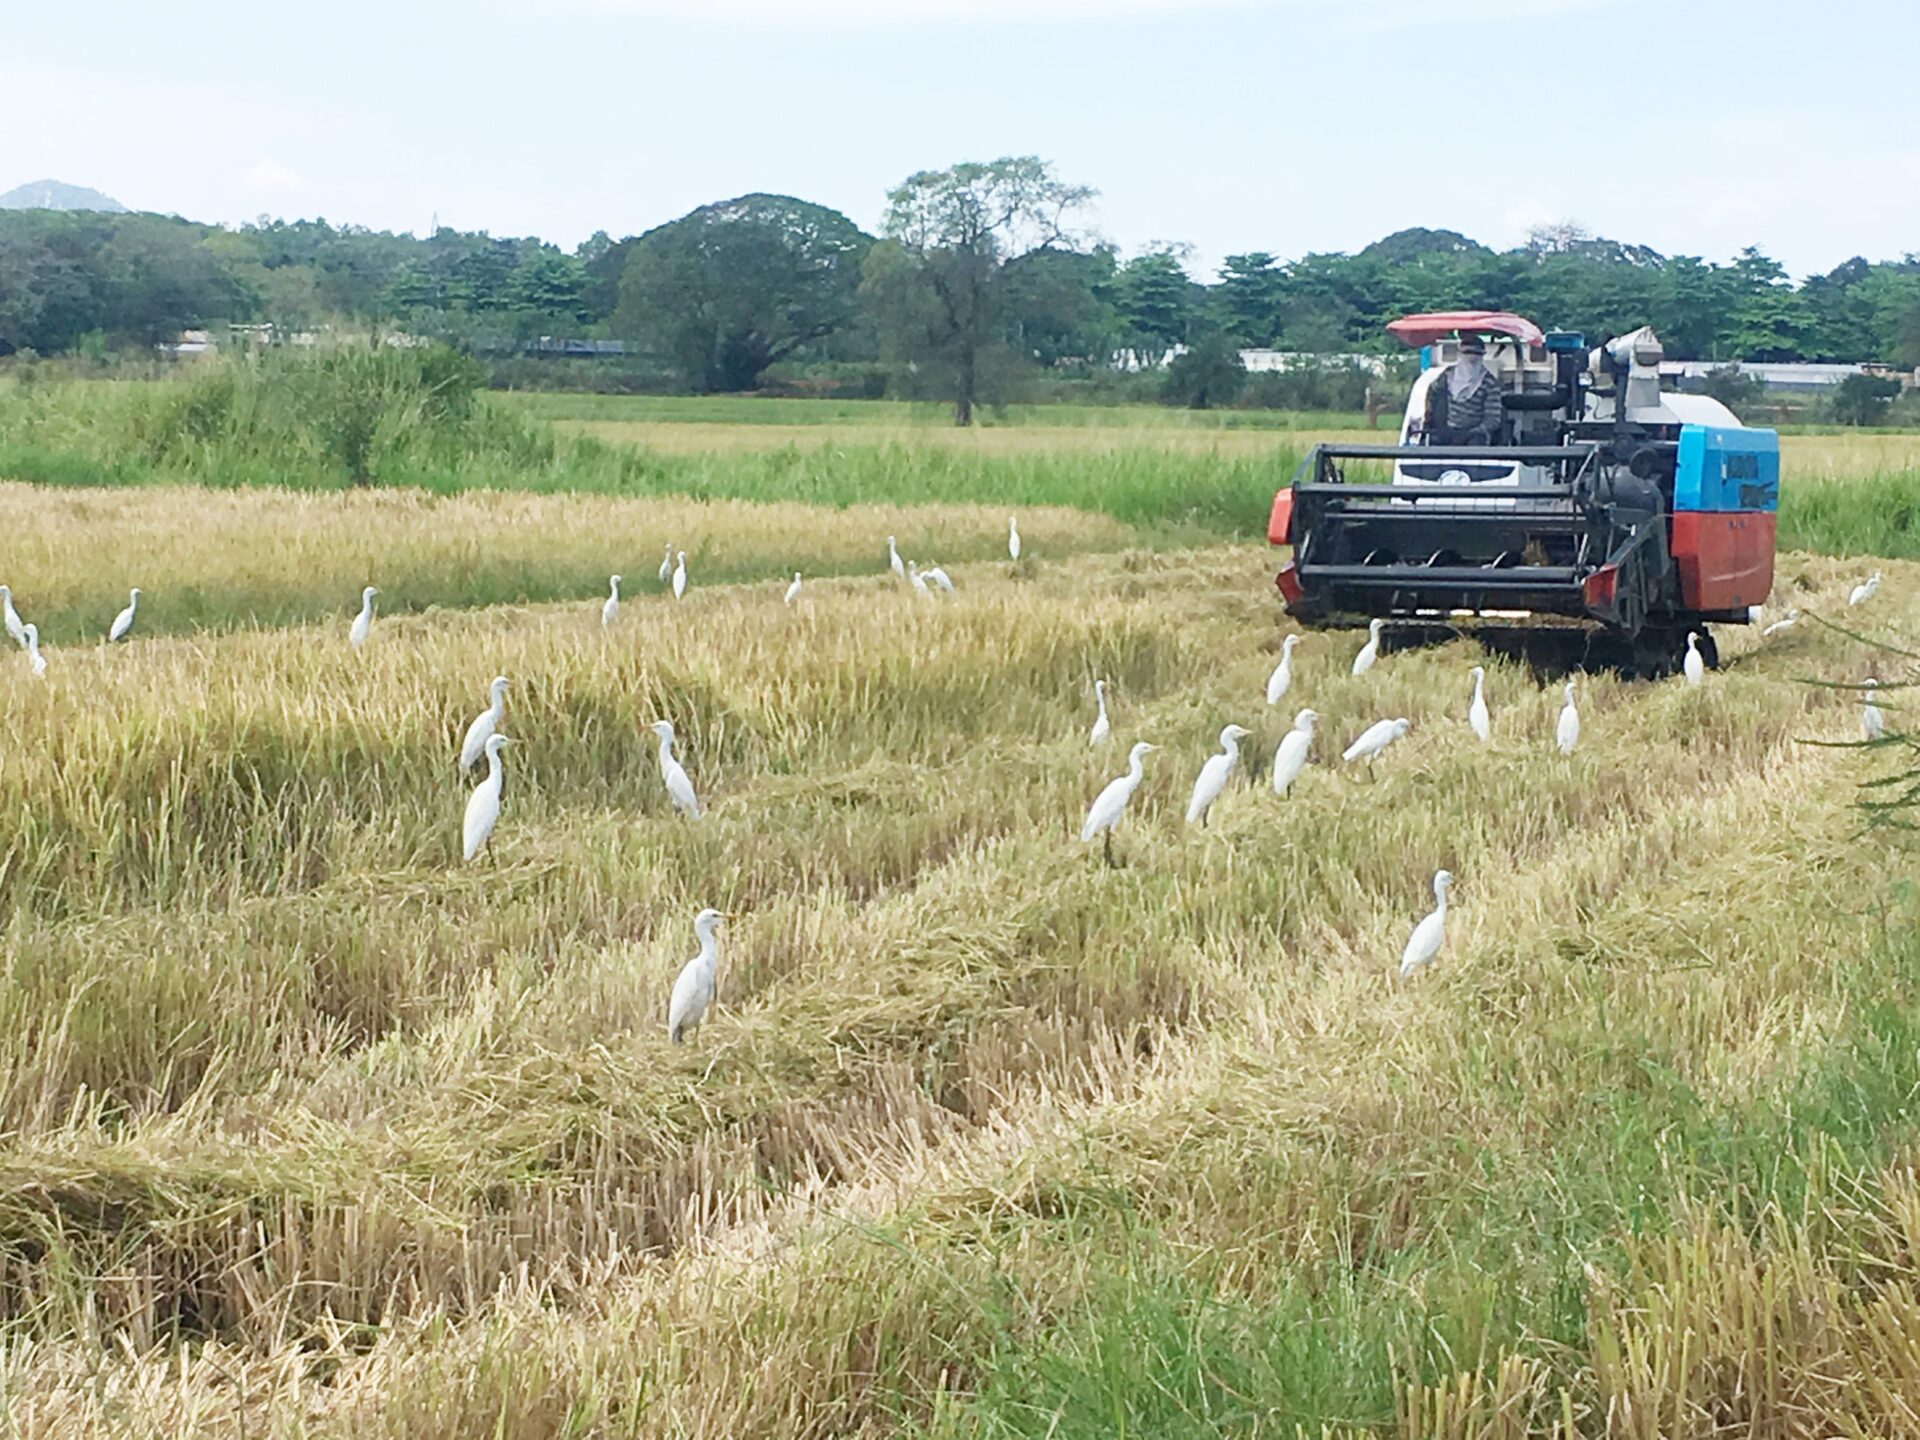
[1268, 312, 1779, 676]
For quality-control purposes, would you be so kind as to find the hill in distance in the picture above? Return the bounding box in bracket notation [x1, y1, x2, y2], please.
[0, 179, 127, 213]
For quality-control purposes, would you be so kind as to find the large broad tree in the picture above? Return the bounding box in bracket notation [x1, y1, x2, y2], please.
[868, 156, 1096, 425]
[614, 194, 871, 393]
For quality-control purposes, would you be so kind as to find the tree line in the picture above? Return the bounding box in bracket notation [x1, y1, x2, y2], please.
[5, 155, 1920, 424]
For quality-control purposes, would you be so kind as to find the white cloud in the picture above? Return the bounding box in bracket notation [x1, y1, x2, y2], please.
[241, 157, 305, 193]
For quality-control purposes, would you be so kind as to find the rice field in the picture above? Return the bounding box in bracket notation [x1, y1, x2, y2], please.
[0, 457, 1917, 1435]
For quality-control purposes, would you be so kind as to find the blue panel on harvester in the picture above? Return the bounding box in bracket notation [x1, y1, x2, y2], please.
[1674, 425, 1779, 513]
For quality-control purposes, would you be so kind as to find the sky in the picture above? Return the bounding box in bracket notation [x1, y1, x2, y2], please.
[8, 0, 1915, 282]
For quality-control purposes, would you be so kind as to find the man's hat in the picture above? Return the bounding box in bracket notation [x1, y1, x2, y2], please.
[1457, 334, 1487, 354]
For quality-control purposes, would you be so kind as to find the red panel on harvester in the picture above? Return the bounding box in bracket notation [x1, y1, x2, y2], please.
[1670, 512, 1775, 611]
[1268, 488, 1295, 547]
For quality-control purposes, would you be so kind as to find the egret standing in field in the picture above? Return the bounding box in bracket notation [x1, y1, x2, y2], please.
[672, 551, 688, 600]
[1863, 679, 1886, 742]
[887, 535, 905, 581]
[349, 585, 379, 649]
[649, 720, 702, 818]
[658, 543, 675, 583]
[461, 734, 514, 862]
[1008, 515, 1022, 561]
[1763, 608, 1799, 638]
[907, 561, 932, 599]
[1082, 741, 1156, 865]
[1270, 709, 1317, 796]
[1849, 572, 1882, 607]
[108, 588, 140, 643]
[459, 675, 510, 773]
[602, 575, 622, 628]
[0, 585, 22, 647]
[1186, 723, 1251, 827]
[21, 623, 45, 679]
[1556, 680, 1580, 755]
[1352, 618, 1384, 676]
[1088, 679, 1111, 747]
[1467, 666, 1491, 743]
[784, 572, 803, 606]
[1399, 869, 1453, 981]
[1682, 632, 1705, 687]
[668, 907, 727, 1044]
[1343, 717, 1409, 770]
[924, 564, 955, 594]
[1265, 634, 1300, 707]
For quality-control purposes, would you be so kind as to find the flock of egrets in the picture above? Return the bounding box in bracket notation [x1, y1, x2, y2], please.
[0, 532, 1897, 1031]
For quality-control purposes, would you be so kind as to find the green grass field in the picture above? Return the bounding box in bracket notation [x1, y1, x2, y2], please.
[1, 376, 1918, 1436]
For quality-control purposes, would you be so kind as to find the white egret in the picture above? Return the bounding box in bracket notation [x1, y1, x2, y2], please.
[907, 561, 932, 599]
[668, 907, 727, 1044]
[1343, 717, 1409, 768]
[1265, 634, 1300, 707]
[1763, 608, 1799, 637]
[649, 720, 702, 818]
[1008, 515, 1022, 561]
[459, 675, 510, 773]
[0, 585, 22, 647]
[21, 623, 45, 679]
[1556, 681, 1580, 755]
[784, 572, 803, 606]
[1682, 631, 1705, 687]
[1863, 679, 1886, 742]
[1270, 709, 1317, 796]
[602, 575, 622, 628]
[108, 587, 140, 643]
[672, 551, 688, 600]
[1352, 618, 1384, 676]
[461, 734, 514, 862]
[924, 565, 956, 594]
[349, 585, 379, 649]
[1849, 572, 1882, 607]
[1082, 740, 1156, 864]
[658, 543, 674, 583]
[1185, 723, 1251, 826]
[888, 535, 905, 580]
[1089, 679, 1111, 747]
[1399, 870, 1453, 981]
[1468, 666, 1491, 743]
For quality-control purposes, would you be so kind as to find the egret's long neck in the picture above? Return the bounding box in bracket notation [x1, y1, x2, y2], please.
[486, 748, 503, 784]
[658, 734, 674, 759]
[1127, 752, 1145, 783]
[696, 928, 719, 969]
[1096, 689, 1108, 720]
[1222, 734, 1240, 760]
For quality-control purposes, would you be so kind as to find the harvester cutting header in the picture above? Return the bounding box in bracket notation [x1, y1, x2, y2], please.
[1268, 311, 1780, 676]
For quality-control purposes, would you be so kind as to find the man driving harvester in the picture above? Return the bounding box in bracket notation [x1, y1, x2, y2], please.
[1424, 333, 1502, 444]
